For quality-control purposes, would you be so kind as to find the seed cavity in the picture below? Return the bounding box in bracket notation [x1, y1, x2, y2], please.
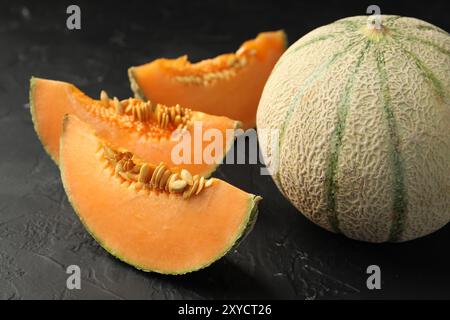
[155, 104, 191, 129]
[90, 89, 194, 135]
[174, 52, 253, 86]
[101, 145, 214, 198]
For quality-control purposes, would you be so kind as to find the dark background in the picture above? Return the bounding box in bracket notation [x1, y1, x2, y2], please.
[0, 0, 449, 299]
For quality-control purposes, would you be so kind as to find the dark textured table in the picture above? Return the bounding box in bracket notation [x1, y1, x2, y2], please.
[1, 0, 449, 299]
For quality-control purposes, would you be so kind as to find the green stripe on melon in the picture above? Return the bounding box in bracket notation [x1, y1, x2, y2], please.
[325, 40, 372, 233]
[375, 49, 407, 242]
[276, 39, 365, 197]
[257, 15, 450, 242]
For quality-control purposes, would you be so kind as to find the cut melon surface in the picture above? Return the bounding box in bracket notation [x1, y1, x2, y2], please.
[60, 115, 261, 274]
[128, 30, 287, 129]
[30, 77, 239, 177]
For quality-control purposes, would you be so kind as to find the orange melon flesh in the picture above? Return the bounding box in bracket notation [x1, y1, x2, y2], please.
[128, 30, 287, 129]
[30, 77, 239, 177]
[60, 115, 260, 274]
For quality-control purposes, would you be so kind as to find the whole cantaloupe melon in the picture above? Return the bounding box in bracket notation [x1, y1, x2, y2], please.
[257, 15, 450, 242]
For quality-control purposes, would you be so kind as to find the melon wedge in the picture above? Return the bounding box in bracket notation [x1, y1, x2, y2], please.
[60, 115, 261, 274]
[30, 77, 240, 177]
[128, 30, 287, 129]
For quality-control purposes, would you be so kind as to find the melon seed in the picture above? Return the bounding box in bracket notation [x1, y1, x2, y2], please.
[163, 113, 169, 128]
[150, 162, 165, 188]
[166, 173, 178, 192]
[169, 107, 176, 122]
[159, 169, 172, 190]
[100, 90, 109, 107]
[180, 169, 193, 185]
[183, 178, 199, 199]
[156, 105, 162, 124]
[195, 176, 205, 195]
[138, 163, 150, 183]
[136, 105, 143, 121]
[205, 178, 214, 188]
[149, 163, 162, 187]
[113, 97, 123, 115]
[132, 105, 138, 120]
[120, 99, 129, 108]
[169, 179, 187, 193]
[154, 164, 167, 187]
[125, 99, 134, 113]
[174, 115, 182, 126]
[142, 103, 150, 121]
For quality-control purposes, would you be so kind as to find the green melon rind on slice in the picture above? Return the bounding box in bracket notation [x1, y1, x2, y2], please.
[59, 115, 260, 275]
[128, 67, 146, 100]
[29, 76, 59, 165]
[228, 195, 262, 251]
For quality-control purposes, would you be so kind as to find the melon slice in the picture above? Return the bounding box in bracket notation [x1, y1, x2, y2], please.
[128, 30, 287, 129]
[60, 114, 261, 274]
[30, 77, 239, 177]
